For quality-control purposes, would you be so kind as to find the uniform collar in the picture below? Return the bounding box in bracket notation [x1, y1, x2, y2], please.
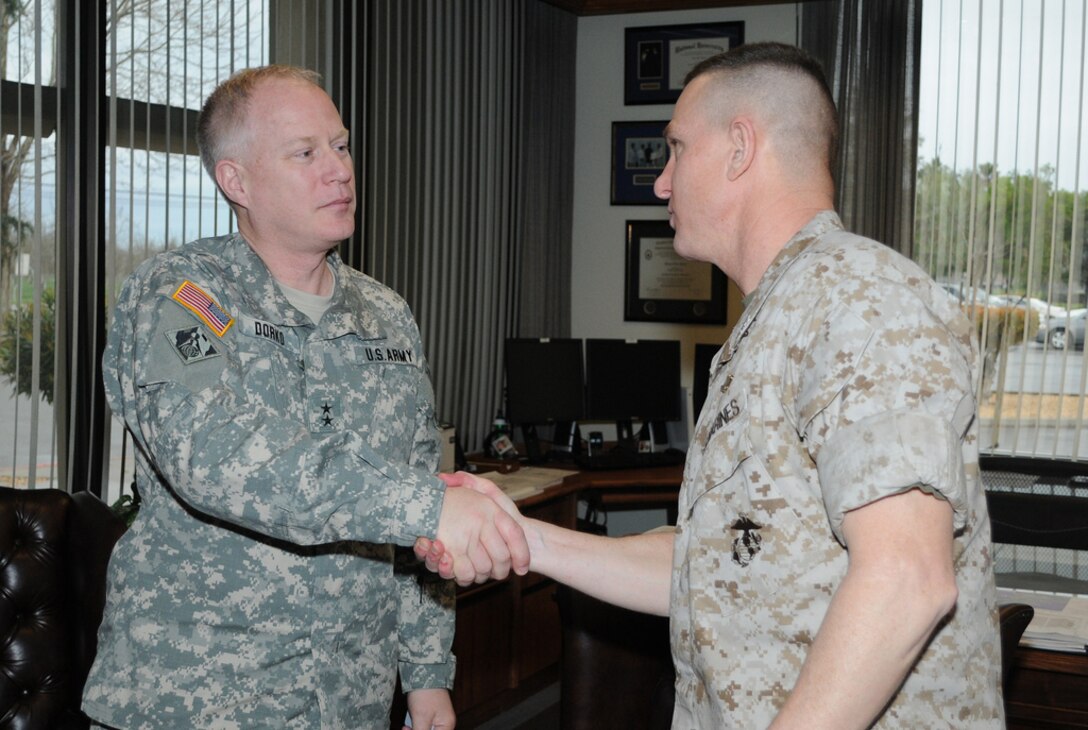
[320, 258, 386, 340]
[717, 210, 843, 370]
[223, 233, 385, 339]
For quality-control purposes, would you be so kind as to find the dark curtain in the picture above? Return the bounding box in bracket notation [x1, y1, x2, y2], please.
[516, 0, 575, 338]
[802, 0, 923, 255]
[361, 0, 576, 449]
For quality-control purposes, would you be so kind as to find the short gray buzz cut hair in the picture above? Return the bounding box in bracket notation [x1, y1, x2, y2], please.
[196, 65, 324, 183]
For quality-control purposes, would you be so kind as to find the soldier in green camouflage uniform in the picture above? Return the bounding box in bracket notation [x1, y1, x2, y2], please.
[421, 43, 1004, 728]
[83, 65, 528, 729]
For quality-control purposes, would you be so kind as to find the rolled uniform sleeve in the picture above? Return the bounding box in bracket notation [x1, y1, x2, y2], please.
[794, 290, 976, 545]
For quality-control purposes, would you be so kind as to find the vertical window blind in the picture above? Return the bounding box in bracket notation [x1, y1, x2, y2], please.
[1, 0, 60, 491]
[2, 0, 573, 500]
[914, 0, 1088, 461]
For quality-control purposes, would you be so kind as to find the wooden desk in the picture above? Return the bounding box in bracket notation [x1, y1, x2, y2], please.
[1007, 646, 1088, 729]
[448, 460, 1088, 728]
[451, 463, 683, 726]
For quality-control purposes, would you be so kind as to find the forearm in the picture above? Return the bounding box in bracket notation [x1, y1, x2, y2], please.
[524, 519, 673, 616]
[135, 381, 445, 547]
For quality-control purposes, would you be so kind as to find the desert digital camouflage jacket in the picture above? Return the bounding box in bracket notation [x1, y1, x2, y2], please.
[83, 233, 454, 729]
[671, 211, 1004, 728]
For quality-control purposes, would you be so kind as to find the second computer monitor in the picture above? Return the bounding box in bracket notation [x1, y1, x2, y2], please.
[584, 338, 681, 425]
[504, 338, 585, 425]
[504, 338, 585, 460]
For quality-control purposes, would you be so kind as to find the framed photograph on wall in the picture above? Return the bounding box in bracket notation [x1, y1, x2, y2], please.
[625, 21, 744, 105]
[624, 219, 726, 324]
[612, 120, 669, 205]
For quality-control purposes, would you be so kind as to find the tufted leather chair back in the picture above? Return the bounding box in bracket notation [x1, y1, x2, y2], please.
[0, 486, 127, 730]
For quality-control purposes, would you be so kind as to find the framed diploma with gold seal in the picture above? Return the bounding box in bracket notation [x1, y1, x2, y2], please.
[624, 219, 726, 324]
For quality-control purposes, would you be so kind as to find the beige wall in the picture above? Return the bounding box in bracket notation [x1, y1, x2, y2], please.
[571, 3, 800, 445]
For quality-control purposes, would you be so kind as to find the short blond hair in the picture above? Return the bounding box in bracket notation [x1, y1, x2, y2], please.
[686, 43, 838, 173]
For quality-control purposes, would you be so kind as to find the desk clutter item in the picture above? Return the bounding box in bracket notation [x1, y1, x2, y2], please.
[484, 467, 578, 501]
[997, 587, 1088, 653]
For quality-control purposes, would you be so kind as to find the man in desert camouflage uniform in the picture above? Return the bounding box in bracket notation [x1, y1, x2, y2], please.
[83, 65, 528, 729]
[423, 43, 1004, 728]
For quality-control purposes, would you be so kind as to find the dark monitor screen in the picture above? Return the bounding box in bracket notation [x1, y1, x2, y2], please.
[504, 338, 585, 426]
[584, 338, 681, 422]
[692, 343, 720, 419]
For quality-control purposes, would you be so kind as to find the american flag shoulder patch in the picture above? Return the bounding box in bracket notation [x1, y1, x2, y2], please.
[171, 280, 234, 337]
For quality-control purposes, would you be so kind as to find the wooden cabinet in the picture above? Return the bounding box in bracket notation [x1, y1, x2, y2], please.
[451, 488, 577, 724]
[1006, 647, 1088, 729]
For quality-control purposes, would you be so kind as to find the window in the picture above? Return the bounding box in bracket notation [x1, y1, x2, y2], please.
[102, 1, 270, 505]
[0, 1, 348, 501]
[1, 0, 61, 491]
[915, 0, 1088, 459]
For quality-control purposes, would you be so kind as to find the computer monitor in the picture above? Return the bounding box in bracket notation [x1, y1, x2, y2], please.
[584, 338, 681, 445]
[692, 342, 720, 420]
[504, 338, 585, 462]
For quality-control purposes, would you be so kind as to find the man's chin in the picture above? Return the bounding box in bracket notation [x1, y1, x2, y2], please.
[321, 218, 357, 243]
[671, 235, 694, 259]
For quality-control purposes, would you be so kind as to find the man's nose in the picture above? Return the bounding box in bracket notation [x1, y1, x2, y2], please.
[654, 158, 672, 200]
[326, 151, 353, 184]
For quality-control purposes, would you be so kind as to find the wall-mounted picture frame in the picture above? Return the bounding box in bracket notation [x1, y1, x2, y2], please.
[625, 21, 744, 105]
[612, 120, 669, 205]
[625, 219, 726, 324]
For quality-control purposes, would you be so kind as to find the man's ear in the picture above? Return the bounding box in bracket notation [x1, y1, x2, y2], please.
[215, 159, 247, 207]
[726, 117, 756, 181]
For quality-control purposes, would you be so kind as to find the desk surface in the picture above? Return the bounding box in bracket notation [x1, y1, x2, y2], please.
[496, 462, 684, 508]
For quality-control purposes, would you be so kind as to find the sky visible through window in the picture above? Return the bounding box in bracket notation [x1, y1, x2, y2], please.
[918, 0, 1088, 193]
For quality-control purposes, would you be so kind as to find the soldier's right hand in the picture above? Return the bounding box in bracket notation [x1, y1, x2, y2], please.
[434, 479, 530, 586]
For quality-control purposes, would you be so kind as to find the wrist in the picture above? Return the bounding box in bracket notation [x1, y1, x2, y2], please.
[522, 517, 558, 575]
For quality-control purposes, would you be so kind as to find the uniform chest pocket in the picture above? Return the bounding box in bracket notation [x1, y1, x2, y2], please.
[684, 415, 814, 617]
[237, 353, 289, 413]
[332, 345, 422, 458]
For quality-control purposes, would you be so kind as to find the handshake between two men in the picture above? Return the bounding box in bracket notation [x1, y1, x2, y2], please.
[425, 471, 674, 619]
[427, 471, 531, 586]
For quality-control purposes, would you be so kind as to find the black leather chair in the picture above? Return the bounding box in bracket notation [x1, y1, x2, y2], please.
[997, 602, 1034, 692]
[0, 486, 127, 730]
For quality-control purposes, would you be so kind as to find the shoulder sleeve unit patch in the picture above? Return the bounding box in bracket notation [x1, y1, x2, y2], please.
[172, 280, 234, 336]
[165, 325, 221, 364]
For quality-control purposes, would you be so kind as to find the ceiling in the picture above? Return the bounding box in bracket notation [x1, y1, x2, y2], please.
[540, 0, 791, 15]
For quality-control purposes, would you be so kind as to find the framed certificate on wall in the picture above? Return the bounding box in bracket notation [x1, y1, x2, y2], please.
[624, 220, 726, 324]
[625, 21, 744, 105]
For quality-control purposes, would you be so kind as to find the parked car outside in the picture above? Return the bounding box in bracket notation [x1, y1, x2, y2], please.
[1036, 308, 1088, 350]
[992, 295, 1067, 328]
[941, 283, 1005, 307]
